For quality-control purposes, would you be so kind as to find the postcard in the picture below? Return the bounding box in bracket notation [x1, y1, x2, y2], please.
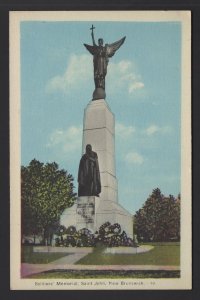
[10, 10, 191, 290]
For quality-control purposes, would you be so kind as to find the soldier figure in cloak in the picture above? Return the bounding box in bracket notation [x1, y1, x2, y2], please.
[78, 144, 101, 197]
[84, 25, 126, 99]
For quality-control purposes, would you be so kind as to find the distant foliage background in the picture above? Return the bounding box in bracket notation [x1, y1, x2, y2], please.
[134, 188, 180, 242]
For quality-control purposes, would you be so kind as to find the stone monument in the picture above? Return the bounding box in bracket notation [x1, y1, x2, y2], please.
[61, 26, 133, 238]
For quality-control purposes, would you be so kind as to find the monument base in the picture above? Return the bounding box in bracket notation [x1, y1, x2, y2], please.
[96, 200, 133, 238]
[60, 196, 133, 238]
[76, 196, 95, 232]
[60, 197, 95, 232]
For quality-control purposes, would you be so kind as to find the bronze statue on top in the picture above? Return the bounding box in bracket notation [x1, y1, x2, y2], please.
[84, 25, 126, 100]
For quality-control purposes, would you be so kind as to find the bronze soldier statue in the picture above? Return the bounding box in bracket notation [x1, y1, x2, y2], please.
[78, 144, 101, 197]
[84, 25, 126, 100]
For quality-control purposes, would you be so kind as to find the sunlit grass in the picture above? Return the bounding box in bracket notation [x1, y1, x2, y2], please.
[75, 242, 180, 265]
[22, 246, 71, 264]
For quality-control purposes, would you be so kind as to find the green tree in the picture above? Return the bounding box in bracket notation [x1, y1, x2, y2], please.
[21, 159, 76, 245]
[134, 188, 180, 242]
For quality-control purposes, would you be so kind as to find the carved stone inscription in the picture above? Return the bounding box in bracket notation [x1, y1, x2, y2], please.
[76, 197, 95, 230]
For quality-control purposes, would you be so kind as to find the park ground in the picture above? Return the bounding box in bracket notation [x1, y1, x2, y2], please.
[21, 242, 180, 279]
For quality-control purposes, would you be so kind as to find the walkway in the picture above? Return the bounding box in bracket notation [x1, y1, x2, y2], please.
[21, 252, 88, 278]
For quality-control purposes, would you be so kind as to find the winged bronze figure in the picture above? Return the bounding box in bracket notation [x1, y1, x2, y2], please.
[84, 25, 126, 100]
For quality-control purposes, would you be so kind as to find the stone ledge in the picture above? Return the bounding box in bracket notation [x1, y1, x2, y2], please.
[33, 246, 93, 253]
[104, 245, 154, 254]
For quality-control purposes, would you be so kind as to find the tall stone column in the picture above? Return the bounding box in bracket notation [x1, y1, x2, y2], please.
[82, 99, 133, 238]
[82, 99, 118, 207]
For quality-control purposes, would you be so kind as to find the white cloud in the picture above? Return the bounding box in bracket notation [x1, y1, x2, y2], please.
[47, 125, 82, 153]
[46, 54, 92, 94]
[145, 125, 172, 136]
[125, 151, 144, 165]
[129, 81, 144, 93]
[46, 54, 144, 94]
[116, 122, 135, 139]
[107, 59, 144, 95]
[146, 125, 160, 136]
[46, 52, 144, 96]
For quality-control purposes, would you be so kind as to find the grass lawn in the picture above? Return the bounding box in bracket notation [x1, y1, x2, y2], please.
[23, 243, 180, 279]
[21, 246, 71, 264]
[27, 269, 180, 279]
[75, 242, 180, 266]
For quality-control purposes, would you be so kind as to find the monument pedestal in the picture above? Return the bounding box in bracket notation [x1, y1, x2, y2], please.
[76, 196, 95, 231]
[61, 99, 133, 238]
[60, 196, 96, 232]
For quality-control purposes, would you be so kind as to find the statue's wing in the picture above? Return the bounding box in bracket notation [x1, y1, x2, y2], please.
[106, 36, 126, 57]
[84, 44, 96, 55]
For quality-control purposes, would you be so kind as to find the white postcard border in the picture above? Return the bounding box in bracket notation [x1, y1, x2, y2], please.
[10, 10, 191, 290]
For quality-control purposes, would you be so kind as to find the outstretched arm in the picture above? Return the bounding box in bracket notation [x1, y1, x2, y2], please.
[91, 29, 96, 46]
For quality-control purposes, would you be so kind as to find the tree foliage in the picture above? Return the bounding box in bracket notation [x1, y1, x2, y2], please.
[21, 159, 76, 243]
[134, 188, 180, 242]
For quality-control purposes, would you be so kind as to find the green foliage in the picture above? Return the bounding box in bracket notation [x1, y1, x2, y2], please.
[96, 222, 136, 247]
[134, 188, 180, 242]
[55, 227, 95, 247]
[55, 225, 67, 236]
[66, 226, 76, 235]
[55, 223, 136, 248]
[21, 159, 76, 243]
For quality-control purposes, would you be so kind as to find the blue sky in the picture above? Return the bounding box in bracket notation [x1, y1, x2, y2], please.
[21, 21, 181, 214]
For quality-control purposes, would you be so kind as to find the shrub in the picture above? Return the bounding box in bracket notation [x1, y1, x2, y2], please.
[54, 223, 136, 247]
[63, 236, 76, 247]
